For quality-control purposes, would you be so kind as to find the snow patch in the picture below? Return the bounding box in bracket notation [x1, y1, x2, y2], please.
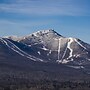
[42, 46, 49, 51]
[23, 37, 26, 40]
[76, 54, 80, 58]
[88, 59, 90, 61]
[73, 54, 81, 58]
[47, 50, 52, 56]
[49, 50, 52, 54]
[57, 59, 69, 64]
[61, 59, 70, 64]
[32, 33, 38, 37]
[38, 51, 41, 55]
[28, 45, 32, 47]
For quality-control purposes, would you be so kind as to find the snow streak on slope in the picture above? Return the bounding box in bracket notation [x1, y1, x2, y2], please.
[1, 38, 44, 62]
[58, 38, 61, 60]
[67, 65, 84, 69]
[67, 38, 73, 59]
[74, 39, 87, 50]
[42, 46, 49, 51]
[61, 46, 68, 61]
[2, 38, 25, 56]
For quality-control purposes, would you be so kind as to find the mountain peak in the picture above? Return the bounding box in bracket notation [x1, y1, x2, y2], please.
[36, 29, 55, 33]
[19, 29, 63, 41]
[3, 29, 63, 41]
[30, 29, 63, 37]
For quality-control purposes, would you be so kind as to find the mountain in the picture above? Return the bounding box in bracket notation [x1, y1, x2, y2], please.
[0, 29, 90, 89]
[4, 29, 90, 65]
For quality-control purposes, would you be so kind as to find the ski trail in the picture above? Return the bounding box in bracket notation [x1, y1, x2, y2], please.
[2, 38, 25, 56]
[58, 38, 61, 60]
[74, 39, 87, 50]
[0, 38, 8, 45]
[67, 38, 73, 58]
[2, 38, 35, 60]
[2, 38, 44, 62]
[61, 44, 68, 60]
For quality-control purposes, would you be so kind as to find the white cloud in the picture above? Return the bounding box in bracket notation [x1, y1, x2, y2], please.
[0, 0, 89, 16]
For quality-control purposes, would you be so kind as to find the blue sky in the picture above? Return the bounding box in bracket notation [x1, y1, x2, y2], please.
[0, 0, 90, 43]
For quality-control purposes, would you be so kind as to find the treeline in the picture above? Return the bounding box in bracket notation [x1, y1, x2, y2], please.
[0, 79, 90, 90]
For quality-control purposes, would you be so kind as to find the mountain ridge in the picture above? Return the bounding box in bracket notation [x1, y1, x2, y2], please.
[1, 29, 90, 66]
